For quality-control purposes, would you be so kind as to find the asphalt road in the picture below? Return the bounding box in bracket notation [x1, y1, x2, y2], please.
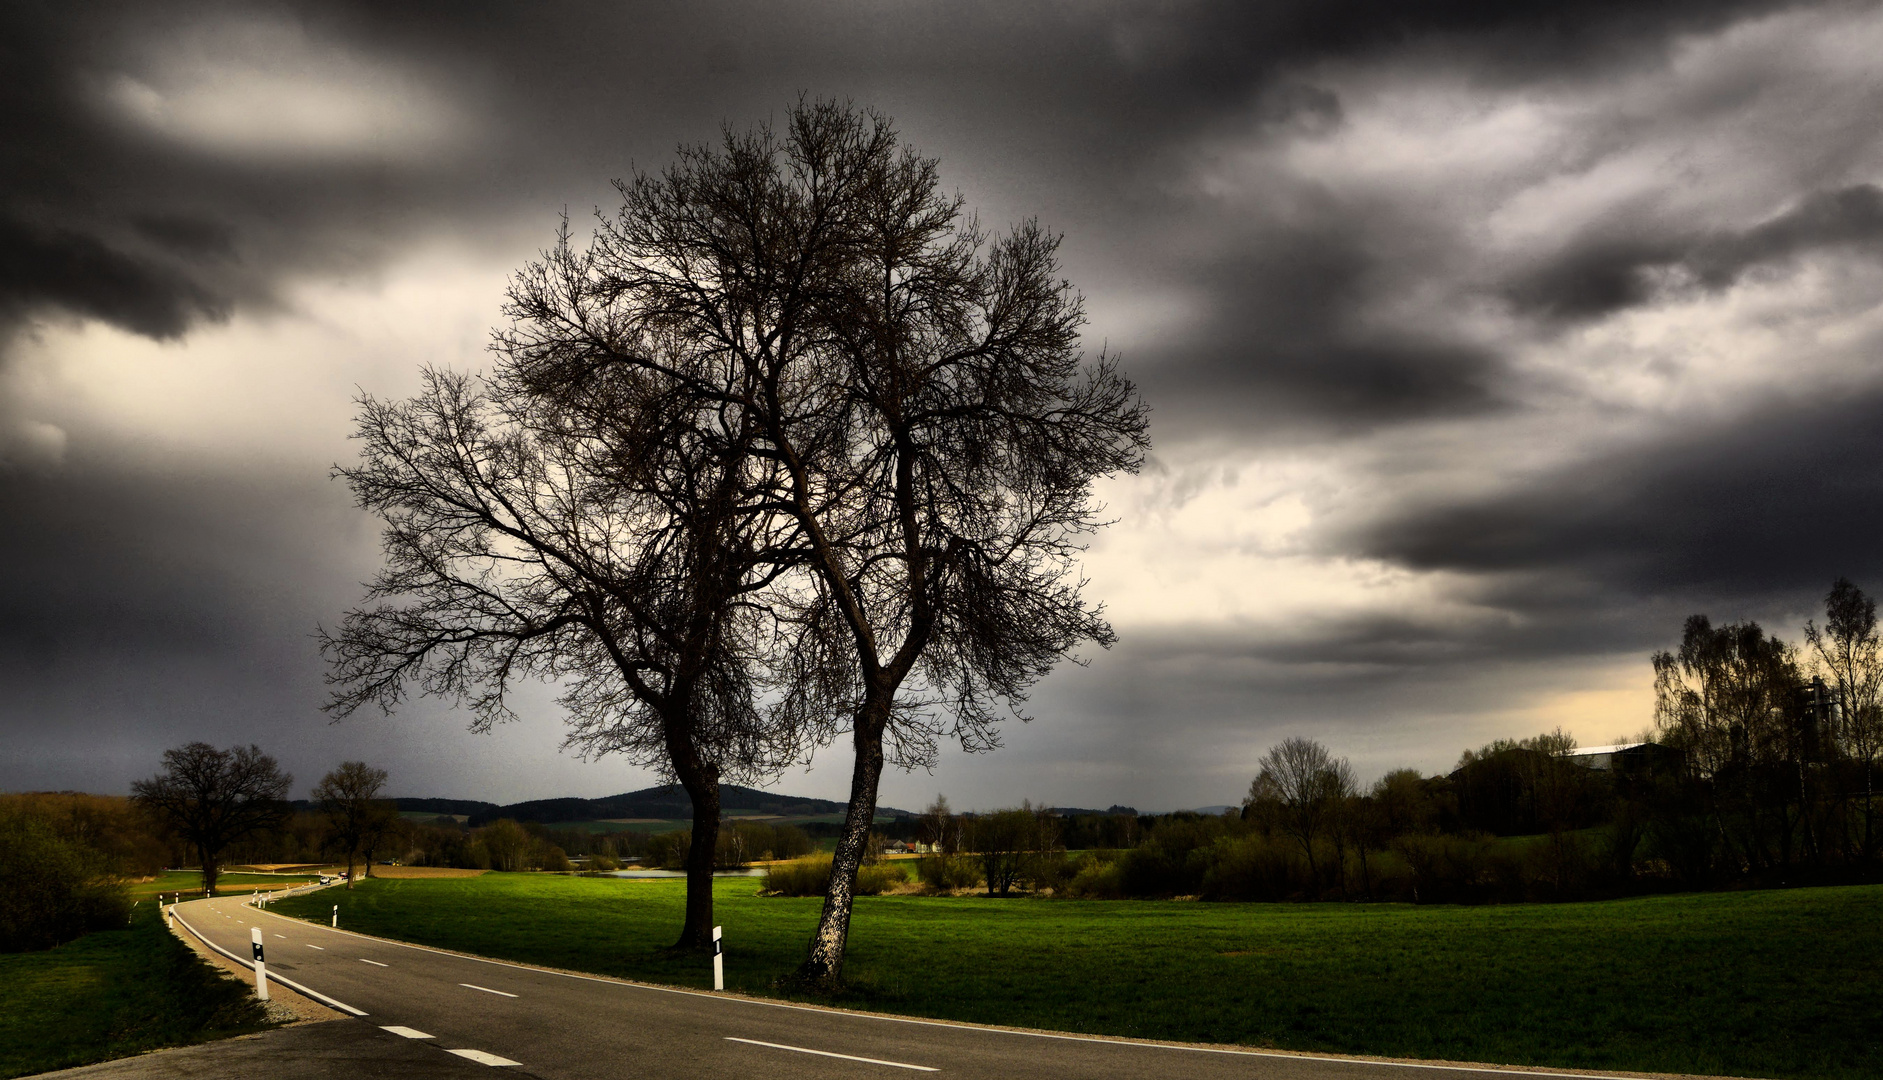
[169, 892, 1649, 1080]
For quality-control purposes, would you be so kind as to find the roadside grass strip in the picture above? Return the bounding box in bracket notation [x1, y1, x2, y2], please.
[0, 903, 274, 1079]
[270, 875, 1883, 1080]
[725, 1037, 937, 1072]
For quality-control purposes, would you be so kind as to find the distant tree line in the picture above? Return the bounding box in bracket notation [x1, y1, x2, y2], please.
[883, 580, 1883, 904]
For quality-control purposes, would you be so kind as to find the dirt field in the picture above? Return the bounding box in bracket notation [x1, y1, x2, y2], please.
[365, 866, 488, 879]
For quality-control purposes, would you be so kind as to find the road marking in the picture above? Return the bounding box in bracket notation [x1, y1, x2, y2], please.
[360, 958, 388, 967]
[725, 1037, 937, 1072]
[170, 912, 366, 1017]
[445, 1048, 520, 1066]
[459, 983, 517, 998]
[381, 1026, 433, 1039]
[306, 944, 325, 950]
[273, 934, 286, 939]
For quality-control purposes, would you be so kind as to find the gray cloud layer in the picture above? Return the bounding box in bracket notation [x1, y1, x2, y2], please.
[5, 0, 1880, 806]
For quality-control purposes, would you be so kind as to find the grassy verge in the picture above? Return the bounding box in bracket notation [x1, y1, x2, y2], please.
[0, 902, 274, 1078]
[273, 875, 1880, 1080]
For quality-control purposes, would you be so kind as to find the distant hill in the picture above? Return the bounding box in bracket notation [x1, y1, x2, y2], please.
[458, 785, 914, 827]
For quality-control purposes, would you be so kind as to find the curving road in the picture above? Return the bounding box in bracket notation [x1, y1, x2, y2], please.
[166, 892, 1650, 1080]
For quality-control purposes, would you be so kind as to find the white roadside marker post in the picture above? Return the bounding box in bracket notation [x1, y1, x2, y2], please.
[712, 925, 724, 991]
[250, 927, 270, 1001]
[332, 904, 338, 928]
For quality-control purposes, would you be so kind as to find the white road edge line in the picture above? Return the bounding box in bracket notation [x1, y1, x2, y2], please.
[360, 958, 389, 967]
[170, 910, 366, 1017]
[726, 1037, 937, 1072]
[445, 1048, 521, 1066]
[381, 1026, 433, 1039]
[459, 983, 517, 998]
[241, 903, 1630, 1080]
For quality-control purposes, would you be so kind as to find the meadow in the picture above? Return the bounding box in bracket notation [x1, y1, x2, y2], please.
[272, 874, 1882, 1079]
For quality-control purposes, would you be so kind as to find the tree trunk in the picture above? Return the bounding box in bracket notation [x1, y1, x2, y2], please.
[200, 845, 218, 898]
[673, 764, 722, 951]
[796, 709, 886, 988]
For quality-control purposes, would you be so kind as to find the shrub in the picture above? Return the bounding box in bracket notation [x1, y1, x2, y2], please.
[763, 854, 905, 897]
[1199, 834, 1308, 901]
[0, 808, 130, 952]
[587, 852, 620, 872]
[1059, 852, 1124, 898]
[916, 855, 983, 893]
[763, 854, 830, 896]
[855, 861, 905, 895]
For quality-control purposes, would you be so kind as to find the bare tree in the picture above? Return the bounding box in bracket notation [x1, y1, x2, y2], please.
[321, 365, 808, 948]
[1806, 578, 1883, 858]
[1247, 737, 1355, 889]
[312, 761, 393, 888]
[131, 742, 291, 897]
[500, 99, 1148, 986]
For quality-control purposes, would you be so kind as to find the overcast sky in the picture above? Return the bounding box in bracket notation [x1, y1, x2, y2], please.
[6, 0, 1882, 812]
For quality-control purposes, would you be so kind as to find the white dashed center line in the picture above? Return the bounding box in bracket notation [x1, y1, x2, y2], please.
[459, 983, 517, 998]
[305, 944, 325, 950]
[725, 1037, 937, 1072]
[445, 1048, 520, 1066]
[360, 958, 388, 967]
[273, 934, 286, 939]
[381, 1026, 432, 1039]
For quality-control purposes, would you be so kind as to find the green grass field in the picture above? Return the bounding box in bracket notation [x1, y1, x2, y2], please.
[271, 875, 1881, 1079]
[131, 869, 320, 901]
[0, 902, 273, 1078]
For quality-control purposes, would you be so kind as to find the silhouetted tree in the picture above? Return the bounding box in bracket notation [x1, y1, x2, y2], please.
[1654, 616, 1803, 873]
[1806, 578, 1883, 859]
[503, 99, 1148, 986]
[322, 367, 810, 948]
[131, 742, 291, 897]
[1247, 738, 1354, 890]
[312, 762, 393, 888]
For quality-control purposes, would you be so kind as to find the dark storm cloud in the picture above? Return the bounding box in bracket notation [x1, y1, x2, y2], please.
[1350, 389, 1883, 605]
[0, 0, 1798, 350]
[0, 449, 368, 668]
[1131, 217, 1504, 431]
[0, 0, 1859, 803]
[1507, 184, 1883, 321]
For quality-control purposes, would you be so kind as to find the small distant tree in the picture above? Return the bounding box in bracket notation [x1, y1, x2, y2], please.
[1806, 578, 1883, 858]
[967, 804, 1059, 896]
[132, 742, 291, 897]
[1247, 738, 1354, 889]
[918, 795, 956, 855]
[312, 762, 394, 889]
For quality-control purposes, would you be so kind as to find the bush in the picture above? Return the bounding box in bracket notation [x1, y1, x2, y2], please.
[762, 855, 904, 897]
[763, 854, 830, 896]
[0, 809, 130, 952]
[1058, 852, 1124, 898]
[1200, 834, 1308, 901]
[587, 852, 619, 872]
[916, 855, 982, 893]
